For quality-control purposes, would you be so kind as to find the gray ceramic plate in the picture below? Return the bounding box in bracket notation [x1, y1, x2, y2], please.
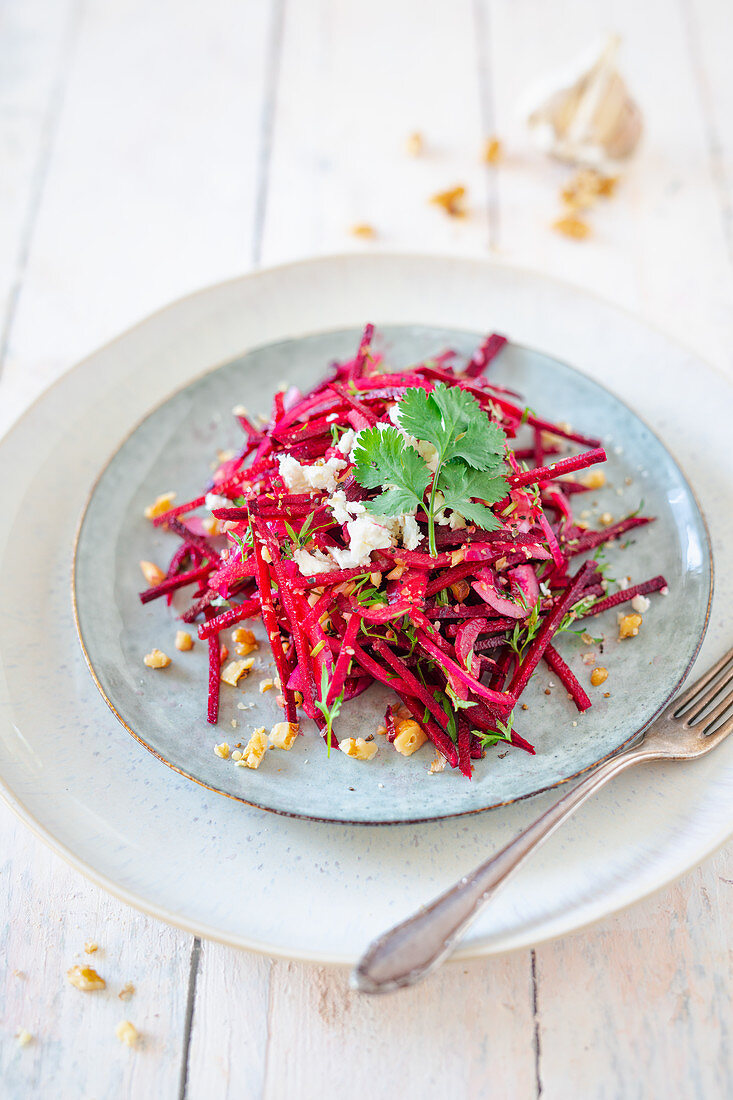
[73, 325, 711, 824]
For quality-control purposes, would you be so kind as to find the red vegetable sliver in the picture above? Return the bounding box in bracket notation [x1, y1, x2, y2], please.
[567, 516, 653, 554]
[250, 523, 299, 723]
[506, 559, 598, 701]
[197, 598, 260, 639]
[327, 612, 360, 705]
[414, 630, 514, 709]
[457, 718, 472, 778]
[543, 644, 592, 712]
[206, 609, 221, 725]
[508, 448, 607, 490]
[581, 574, 667, 617]
[151, 496, 207, 527]
[463, 333, 508, 379]
[139, 562, 214, 604]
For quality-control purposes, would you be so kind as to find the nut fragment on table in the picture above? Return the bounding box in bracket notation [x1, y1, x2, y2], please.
[350, 223, 376, 239]
[405, 131, 423, 156]
[482, 136, 502, 164]
[429, 185, 467, 218]
[67, 965, 106, 991]
[115, 1020, 139, 1047]
[175, 630, 194, 651]
[84, 941, 98, 954]
[552, 213, 591, 240]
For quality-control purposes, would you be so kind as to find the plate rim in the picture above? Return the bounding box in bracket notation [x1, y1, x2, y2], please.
[70, 323, 714, 825]
[0, 252, 729, 962]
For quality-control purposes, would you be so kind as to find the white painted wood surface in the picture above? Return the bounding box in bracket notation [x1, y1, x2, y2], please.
[0, 0, 731, 1095]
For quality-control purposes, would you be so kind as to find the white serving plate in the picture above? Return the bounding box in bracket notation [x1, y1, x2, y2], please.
[0, 254, 730, 961]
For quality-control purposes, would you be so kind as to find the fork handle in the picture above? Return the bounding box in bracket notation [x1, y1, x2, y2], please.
[352, 743, 660, 994]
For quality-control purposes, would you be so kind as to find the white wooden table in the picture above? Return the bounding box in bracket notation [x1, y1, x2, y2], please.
[1, 1, 731, 1095]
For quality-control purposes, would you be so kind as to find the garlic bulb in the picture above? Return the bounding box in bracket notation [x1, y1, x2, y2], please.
[525, 36, 642, 166]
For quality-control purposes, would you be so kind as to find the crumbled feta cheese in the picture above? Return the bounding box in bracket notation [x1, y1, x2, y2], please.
[631, 594, 650, 614]
[205, 492, 231, 511]
[328, 489, 365, 525]
[336, 428, 356, 455]
[293, 547, 335, 576]
[278, 453, 346, 494]
[401, 514, 421, 550]
[332, 514, 394, 567]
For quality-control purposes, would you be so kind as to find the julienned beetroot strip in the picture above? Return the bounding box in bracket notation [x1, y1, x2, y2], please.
[137, 325, 666, 777]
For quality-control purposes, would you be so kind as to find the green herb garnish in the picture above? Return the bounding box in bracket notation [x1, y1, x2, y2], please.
[353, 383, 509, 556]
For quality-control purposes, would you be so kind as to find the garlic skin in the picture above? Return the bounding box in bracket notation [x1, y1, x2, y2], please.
[525, 36, 642, 166]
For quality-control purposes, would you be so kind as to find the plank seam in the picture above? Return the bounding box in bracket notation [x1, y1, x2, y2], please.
[680, 0, 733, 267]
[251, 0, 287, 267]
[472, 0, 500, 251]
[177, 936, 202, 1100]
[531, 949, 543, 1098]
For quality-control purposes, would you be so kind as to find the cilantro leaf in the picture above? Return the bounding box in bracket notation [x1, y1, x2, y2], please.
[438, 462, 508, 531]
[353, 426, 430, 515]
[400, 382, 505, 471]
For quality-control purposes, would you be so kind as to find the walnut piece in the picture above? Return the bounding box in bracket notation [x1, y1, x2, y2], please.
[143, 649, 171, 669]
[67, 965, 106, 992]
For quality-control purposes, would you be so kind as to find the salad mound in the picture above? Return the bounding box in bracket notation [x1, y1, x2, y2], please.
[139, 326, 667, 777]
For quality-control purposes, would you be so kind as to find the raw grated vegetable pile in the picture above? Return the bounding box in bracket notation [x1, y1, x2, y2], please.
[139, 326, 667, 777]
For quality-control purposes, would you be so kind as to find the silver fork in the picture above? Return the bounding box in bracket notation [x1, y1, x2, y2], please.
[351, 646, 733, 995]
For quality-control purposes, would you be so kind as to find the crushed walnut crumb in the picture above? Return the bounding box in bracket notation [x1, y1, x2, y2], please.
[338, 737, 378, 761]
[552, 213, 590, 240]
[236, 728, 268, 769]
[482, 136, 502, 164]
[16, 1029, 32, 1047]
[84, 941, 99, 954]
[220, 658, 254, 686]
[405, 131, 423, 156]
[139, 560, 165, 586]
[143, 649, 171, 669]
[590, 667, 609, 687]
[175, 630, 194, 652]
[429, 751, 447, 774]
[214, 742, 230, 759]
[430, 185, 467, 218]
[67, 965, 106, 992]
[119, 982, 135, 1000]
[259, 678, 275, 693]
[115, 1020, 139, 1047]
[561, 168, 619, 210]
[144, 492, 176, 520]
[269, 721, 299, 750]
[350, 223, 376, 240]
[618, 613, 643, 640]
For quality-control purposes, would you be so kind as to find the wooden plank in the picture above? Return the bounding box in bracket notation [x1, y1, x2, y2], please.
[0, 0, 79, 372]
[535, 846, 733, 1098]
[260, 0, 491, 264]
[263, 955, 537, 1100]
[184, 944, 271, 1099]
[484, 0, 733, 369]
[0, 804, 191, 1097]
[1, 0, 275, 417]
